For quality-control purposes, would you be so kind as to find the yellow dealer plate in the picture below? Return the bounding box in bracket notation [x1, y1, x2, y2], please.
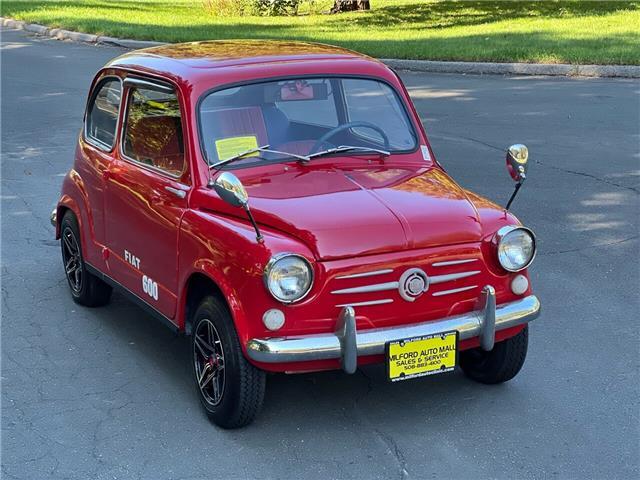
[386, 331, 458, 382]
[215, 135, 258, 161]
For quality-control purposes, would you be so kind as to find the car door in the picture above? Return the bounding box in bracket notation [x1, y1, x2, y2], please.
[77, 76, 123, 268]
[104, 77, 190, 319]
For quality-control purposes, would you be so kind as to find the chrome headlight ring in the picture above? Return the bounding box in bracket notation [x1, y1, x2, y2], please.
[263, 253, 314, 304]
[495, 226, 537, 272]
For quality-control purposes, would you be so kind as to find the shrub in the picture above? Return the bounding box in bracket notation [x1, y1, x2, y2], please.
[253, 0, 302, 16]
[203, 0, 303, 16]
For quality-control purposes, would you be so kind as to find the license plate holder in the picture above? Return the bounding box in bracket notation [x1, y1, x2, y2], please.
[386, 331, 458, 382]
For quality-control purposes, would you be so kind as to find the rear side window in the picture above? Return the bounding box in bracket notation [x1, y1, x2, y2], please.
[122, 87, 185, 177]
[86, 79, 121, 149]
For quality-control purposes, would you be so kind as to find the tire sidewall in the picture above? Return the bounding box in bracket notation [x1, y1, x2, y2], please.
[60, 212, 87, 301]
[190, 297, 246, 421]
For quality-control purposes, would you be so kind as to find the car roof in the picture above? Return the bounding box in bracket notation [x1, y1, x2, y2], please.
[105, 40, 394, 91]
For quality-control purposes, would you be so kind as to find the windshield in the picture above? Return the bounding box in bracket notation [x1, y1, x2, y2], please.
[199, 77, 417, 167]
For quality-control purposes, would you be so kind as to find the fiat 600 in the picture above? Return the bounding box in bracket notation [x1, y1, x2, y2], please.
[52, 41, 540, 428]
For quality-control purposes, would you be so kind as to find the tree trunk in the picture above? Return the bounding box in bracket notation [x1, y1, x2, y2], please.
[331, 0, 370, 14]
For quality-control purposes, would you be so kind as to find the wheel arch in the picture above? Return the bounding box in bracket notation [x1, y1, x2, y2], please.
[181, 271, 237, 337]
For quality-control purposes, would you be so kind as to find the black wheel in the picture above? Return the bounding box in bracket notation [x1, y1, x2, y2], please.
[460, 326, 528, 384]
[60, 211, 112, 307]
[191, 296, 266, 429]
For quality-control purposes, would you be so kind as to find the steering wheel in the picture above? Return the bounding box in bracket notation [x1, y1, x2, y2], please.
[310, 121, 390, 154]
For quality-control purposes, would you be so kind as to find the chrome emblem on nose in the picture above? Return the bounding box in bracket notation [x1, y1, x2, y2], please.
[398, 268, 429, 302]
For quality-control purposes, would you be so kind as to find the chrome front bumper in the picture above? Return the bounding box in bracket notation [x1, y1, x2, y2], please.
[246, 286, 540, 374]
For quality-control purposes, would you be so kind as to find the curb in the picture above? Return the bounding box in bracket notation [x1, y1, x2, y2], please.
[3, 17, 639, 78]
[382, 59, 640, 79]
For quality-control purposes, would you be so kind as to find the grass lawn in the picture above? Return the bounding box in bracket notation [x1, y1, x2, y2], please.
[2, 0, 639, 65]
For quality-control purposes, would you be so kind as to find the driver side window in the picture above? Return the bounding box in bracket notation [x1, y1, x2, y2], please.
[343, 79, 415, 150]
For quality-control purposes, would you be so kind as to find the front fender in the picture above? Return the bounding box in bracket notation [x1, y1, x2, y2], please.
[177, 209, 316, 349]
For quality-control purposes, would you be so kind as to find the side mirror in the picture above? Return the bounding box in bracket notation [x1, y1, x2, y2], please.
[213, 171, 249, 208]
[506, 144, 528, 182]
[504, 144, 529, 211]
[211, 172, 263, 243]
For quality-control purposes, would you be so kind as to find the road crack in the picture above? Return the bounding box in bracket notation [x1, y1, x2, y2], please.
[541, 234, 639, 255]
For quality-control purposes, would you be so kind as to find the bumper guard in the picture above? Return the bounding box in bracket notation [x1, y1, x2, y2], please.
[246, 286, 540, 374]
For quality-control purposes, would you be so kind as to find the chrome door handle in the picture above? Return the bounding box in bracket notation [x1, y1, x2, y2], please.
[164, 186, 187, 199]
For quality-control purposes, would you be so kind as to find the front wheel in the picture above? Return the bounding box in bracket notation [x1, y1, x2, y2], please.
[190, 296, 266, 429]
[460, 326, 528, 384]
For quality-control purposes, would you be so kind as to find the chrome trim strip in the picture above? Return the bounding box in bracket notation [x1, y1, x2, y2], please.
[430, 271, 481, 284]
[335, 269, 394, 280]
[331, 281, 398, 295]
[246, 293, 541, 365]
[432, 258, 478, 267]
[332, 271, 480, 295]
[432, 285, 478, 296]
[335, 299, 394, 308]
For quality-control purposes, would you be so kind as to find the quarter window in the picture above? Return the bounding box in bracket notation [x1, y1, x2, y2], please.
[86, 79, 121, 149]
[122, 86, 185, 177]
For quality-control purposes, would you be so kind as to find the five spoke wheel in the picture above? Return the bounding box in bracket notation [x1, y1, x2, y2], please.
[61, 226, 82, 293]
[193, 318, 225, 406]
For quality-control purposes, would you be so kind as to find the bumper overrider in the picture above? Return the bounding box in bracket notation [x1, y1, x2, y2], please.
[246, 286, 540, 374]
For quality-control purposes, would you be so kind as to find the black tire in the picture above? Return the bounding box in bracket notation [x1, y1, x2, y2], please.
[60, 211, 112, 307]
[460, 326, 528, 384]
[190, 295, 266, 429]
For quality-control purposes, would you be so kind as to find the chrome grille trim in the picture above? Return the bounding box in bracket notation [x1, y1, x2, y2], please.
[335, 299, 394, 308]
[432, 258, 478, 267]
[331, 270, 480, 295]
[330, 259, 483, 307]
[432, 285, 478, 296]
[336, 269, 393, 280]
[430, 271, 481, 284]
[332, 281, 398, 295]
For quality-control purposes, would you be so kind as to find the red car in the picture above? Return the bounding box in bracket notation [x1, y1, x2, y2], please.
[52, 41, 540, 428]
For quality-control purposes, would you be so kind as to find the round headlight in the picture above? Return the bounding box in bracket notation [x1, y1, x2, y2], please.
[496, 226, 536, 272]
[264, 254, 313, 304]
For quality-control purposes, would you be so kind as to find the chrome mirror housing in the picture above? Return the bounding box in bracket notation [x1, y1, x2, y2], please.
[506, 144, 528, 182]
[212, 171, 263, 243]
[213, 171, 249, 208]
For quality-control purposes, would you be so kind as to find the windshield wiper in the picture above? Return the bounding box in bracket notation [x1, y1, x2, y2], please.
[307, 145, 390, 161]
[209, 144, 309, 170]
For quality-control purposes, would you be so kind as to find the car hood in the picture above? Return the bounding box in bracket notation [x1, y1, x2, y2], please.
[234, 164, 483, 261]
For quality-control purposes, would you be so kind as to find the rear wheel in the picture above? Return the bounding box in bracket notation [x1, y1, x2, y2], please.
[460, 326, 528, 384]
[191, 295, 266, 429]
[60, 211, 112, 307]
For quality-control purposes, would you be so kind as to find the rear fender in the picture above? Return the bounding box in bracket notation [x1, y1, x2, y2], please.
[56, 169, 97, 263]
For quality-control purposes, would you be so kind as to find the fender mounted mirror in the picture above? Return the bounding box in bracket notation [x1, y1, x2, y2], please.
[212, 172, 263, 243]
[506, 144, 529, 182]
[504, 144, 529, 211]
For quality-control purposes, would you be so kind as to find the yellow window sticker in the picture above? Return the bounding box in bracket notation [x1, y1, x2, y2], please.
[215, 136, 259, 161]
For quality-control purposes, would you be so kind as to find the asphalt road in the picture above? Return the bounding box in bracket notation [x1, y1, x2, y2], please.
[2, 27, 639, 480]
